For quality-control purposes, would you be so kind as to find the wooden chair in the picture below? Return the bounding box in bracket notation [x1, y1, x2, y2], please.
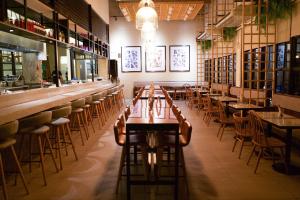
[247, 111, 288, 173]
[84, 96, 96, 134]
[196, 90, 204, 111]
[114, 119, 147, 193]
[18, 111, 59, 186]
[91, 93, 105, 129]
[71, 98, 89, 145]
[0, 120, 29, 200]
[50, 105, 78, 170]
[157, 120, 192, 191]
[202, 96, 219, 126]
[217, 101, 234, 141]
[232, 112, 252, 159]
[124, 106, 131, 121]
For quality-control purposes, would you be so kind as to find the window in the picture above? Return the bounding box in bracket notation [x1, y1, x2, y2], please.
[228, 53, 236, 86]
[204, 59, 211, 82]
[275, 42, 291, 94]
[0, 51, 23, 81]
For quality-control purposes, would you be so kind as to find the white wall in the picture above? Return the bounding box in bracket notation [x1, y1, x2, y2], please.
[110, 17, 203, 98]
[85, 0, 109, 24]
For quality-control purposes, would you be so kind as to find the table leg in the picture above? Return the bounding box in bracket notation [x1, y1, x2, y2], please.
[126, 128, 131, 200]
[174, 129, 179, 200]
[225, 102, 229, 117]
[285, 128, 292, 165]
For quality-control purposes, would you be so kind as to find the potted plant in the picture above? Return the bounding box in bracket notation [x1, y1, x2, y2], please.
[201, 40, 212, 52]
[256, 0, 294, 29]
[223, 27, 237, 41]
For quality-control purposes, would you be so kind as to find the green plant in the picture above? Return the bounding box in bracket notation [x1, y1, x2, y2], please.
[255, 0, 294, 29]
[201, 40, 212, 52]
[223, 27, 237, 41]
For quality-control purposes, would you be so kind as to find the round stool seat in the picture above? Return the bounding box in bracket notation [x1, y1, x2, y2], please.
[51, 118, 70, 126]
[72, 108, 84, 113]
[92, 101, 100, 104]
[100, 98, 105, 101]
[0, 138, 16, 149]
[29, 125, 50, 135]
[83, 104, 90, 108]
[107, 94, 113, 97]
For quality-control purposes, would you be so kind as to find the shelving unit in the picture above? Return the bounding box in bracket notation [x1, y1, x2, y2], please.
[2, 0, 109, 59]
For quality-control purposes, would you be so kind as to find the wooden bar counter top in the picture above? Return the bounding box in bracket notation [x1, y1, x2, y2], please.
[0, 81, 119, 125]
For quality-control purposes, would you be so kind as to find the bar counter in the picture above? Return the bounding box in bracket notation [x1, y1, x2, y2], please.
[0, 81, 119, 125]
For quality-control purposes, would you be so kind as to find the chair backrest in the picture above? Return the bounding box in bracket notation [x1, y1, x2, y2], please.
[85, 96, 93, 104]
[177, 113, 186, 125]
[71, 98, 85, 108]
[202, 96, 210, 109]
[248, 111, 268, 146]
[19, 111, 52, 129]
[124, 106, 131, 120]
[92, 93, 101, 101]
[181, 120, 192, 146]
[218, 101, 226, 121]
[118, 114, 126, 127]
[51, 106, 72, 119]
[0, 120, 18, 141]
[233, 112, 249, 136]
[113, 120, 122, 146]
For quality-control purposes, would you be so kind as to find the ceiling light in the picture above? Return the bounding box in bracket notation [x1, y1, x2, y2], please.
[136, 0, 158, 30]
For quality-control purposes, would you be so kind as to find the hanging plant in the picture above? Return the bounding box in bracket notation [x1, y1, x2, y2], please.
[201, 40, 212, 52]
[255, 0, 294, 29]
[223, 27, 237, 41]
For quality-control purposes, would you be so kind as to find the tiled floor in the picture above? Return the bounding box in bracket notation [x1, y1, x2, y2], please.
[7, 100, 300, 200]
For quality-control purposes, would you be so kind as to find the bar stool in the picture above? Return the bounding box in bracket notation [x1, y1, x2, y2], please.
[84, 96, 96, 134]
[50, 105, 78, 170]
[0, 120, 29, 200]
[71, 98, 89, 145]
[18, 111, 59, 186]
[112, 91, 120, 111]
[91, 93, 105, 129]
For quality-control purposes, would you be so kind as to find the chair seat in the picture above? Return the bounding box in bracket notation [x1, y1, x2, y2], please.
[0, 138, 16, 149]
[72, 108, 84, 113]
[158, 135, 187, 146]
[83, 104, 90, 108]
[51, 117, 70, 126]
[118, 135, 146, 146]
[254, 136, 286, 148]
[29, 125, 50, 135]
[92, 100, 100, 104]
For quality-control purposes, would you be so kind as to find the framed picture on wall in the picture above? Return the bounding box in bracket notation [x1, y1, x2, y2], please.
[121, 46, 142, 72]
[169, 45, 190, 72]
[145, 46, 166, 72]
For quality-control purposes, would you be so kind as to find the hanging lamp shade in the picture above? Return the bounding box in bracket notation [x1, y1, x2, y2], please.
[136, 0, 158, 30]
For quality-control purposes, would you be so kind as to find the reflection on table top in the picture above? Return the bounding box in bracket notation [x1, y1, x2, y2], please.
[144, 85, 161, 90]
[229, 103, 263, 110]
[211, 96, 238, 102]
[141, 90, 165, 99]
[256, 112, 295, 119]
[130, 100, 175, 120]
[262, 117, 300, 128]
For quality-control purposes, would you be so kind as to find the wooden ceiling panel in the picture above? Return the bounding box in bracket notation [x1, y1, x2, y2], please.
[119, 1, 204, 22]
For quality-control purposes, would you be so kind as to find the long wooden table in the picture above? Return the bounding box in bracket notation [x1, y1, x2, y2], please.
[126, 92, 179, 200]
[0, 81, 118, 125]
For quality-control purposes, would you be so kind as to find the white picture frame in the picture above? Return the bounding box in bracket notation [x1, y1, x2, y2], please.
[121, 46, 142, 72]
[169, 45, 190, 72]
[145, 46, 166, 72]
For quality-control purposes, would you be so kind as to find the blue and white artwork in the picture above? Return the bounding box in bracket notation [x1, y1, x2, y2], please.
[169, 45, 190, 72]
[121, 46, 142, 72]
